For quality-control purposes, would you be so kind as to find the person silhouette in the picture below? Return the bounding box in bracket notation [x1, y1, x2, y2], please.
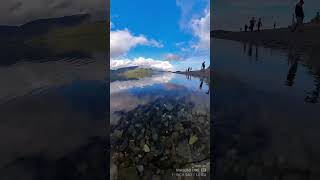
[274, 22, 276, 29]
[249, 17, 256, 32]
[245, 24, 248, 32]
[257, 18, 262, 31]
[202, 61, 206, 70]
[317, 12, 320, 22]
[292, 0, 305, 32]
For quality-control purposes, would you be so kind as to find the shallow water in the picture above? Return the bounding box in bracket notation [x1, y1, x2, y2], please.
[110, 73, 210, 179]
[0, 49, 108, 179]
[213, 38, 320, 179]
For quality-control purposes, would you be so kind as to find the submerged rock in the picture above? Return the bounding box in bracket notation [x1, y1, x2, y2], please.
[111, 97, 210, 177]
[136, 164, 144, 175]
[143, 144, 151, 153]
[165, 103, 174, 111]
[114, 129, 123, 139]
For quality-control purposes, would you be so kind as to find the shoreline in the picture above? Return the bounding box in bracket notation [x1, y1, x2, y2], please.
[174, 68, 210, 79]
[211, 22, 320, 52]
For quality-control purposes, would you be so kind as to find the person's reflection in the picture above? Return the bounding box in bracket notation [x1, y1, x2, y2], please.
[255, 45, 259, 61]
[243, 42, 247, 54]
[199, 79, 204, 90]
[305, 78, 320, 104]
[286, 61, 298, 86]
[285, 49, 299, 86]
[248, 43, 253, 57]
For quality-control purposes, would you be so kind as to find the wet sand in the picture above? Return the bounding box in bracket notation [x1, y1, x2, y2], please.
[212, 22, 320, 51]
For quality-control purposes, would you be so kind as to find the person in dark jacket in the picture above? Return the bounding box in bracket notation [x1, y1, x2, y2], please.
[249, 17, 256, 32]
[202, 61, 206, 70]
[292, 0, 305, 32]
[257, 18, 262, 31]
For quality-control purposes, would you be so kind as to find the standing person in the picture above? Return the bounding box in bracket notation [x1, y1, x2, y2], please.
[315, 12, 320, 22]
[249, 17, 256, 32]
[257, 18, 262, 31]
[202, 61, 206, 70]
[245, 24, 248, 32]
[292, 0, 305, 32]
[274, 22, 276, 29]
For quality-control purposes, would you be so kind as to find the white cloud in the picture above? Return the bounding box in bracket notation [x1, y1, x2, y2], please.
[110, 29, 148, 58]
[164, 53, 182, 61]
[111, 57, 174, 71]
[175, 41, 185, 47]
[110, 29, 163, 58]
[176, 0, 196, 29]
[149, 39, 164, 48]
[190, 8, 210, 50]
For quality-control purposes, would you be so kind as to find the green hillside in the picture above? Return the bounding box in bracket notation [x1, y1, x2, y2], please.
[122, 68, 152, 79]
[26, 21, 107, 53]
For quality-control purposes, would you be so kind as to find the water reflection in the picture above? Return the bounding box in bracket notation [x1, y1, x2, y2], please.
[286, 49, 300, 87]
[0, 48, 107, 179]
[255, 46, 259, 61]
[248, 43, 253, 57]
[305, 78, 320, 104]
[213, 38, 320, 179]
[243, 42, 259, 61]
[186, 74, 192, 80]
[110, 73, 174, 94]
[110, 73, 210, 179]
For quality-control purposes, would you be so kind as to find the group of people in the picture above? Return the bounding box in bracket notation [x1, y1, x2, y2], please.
[185, 61, 206, 72]
[242, 17, 263, 32]
[240, 0, 306, 33]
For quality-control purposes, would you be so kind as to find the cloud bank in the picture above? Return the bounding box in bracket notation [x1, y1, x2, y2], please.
[190, 8, 210, 50]
[111, 57, 174, 71]
[110, 28, 163, 58]
[164, 53, 182, 61]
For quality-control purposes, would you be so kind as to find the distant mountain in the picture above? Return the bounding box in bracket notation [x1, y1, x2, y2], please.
[111, 66, 139, 74]
[0, 14, 90, 41]
[111, 66, 154, 82]
[21, 14, 90, 36]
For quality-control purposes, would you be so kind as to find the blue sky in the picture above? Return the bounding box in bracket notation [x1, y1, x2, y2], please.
[110, 0, 210, 71]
